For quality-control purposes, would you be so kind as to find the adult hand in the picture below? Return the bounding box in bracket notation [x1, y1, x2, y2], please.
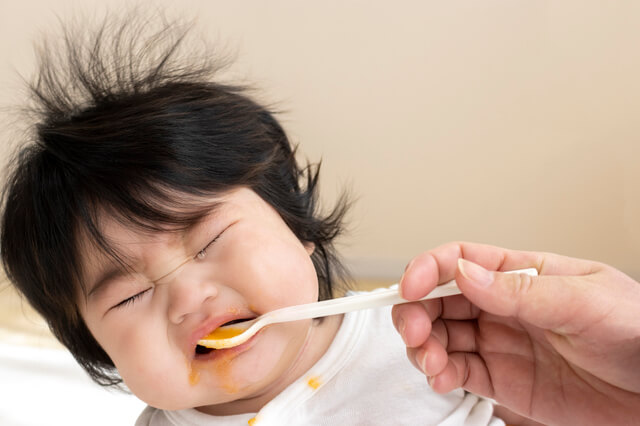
[391, 242, 640, 425]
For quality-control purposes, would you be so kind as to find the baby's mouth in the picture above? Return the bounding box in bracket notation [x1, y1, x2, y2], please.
[195, 344, 215, 356]
[194, 317, 254, 357]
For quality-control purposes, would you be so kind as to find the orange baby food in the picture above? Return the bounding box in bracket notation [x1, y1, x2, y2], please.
[202, 326, 244, 341]
[188, 325, 253, 392]
[307, 376, 321, 390]
[186, 358, 201, 385]
[188, 367, 200, 385]
[189, 351, 240, 393]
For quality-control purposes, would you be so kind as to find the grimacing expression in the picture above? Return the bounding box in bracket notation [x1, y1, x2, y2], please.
[78, 188, 323, 411]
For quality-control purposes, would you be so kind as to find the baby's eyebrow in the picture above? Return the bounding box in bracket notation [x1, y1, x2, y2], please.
[87, 266, 129, 300]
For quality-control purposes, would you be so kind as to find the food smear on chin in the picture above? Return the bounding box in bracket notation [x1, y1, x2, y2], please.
[187, 360, 200, 385]
[189, 345, 241, 393]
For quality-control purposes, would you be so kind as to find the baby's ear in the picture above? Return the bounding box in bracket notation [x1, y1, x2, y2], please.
[303, 241, 315, 255]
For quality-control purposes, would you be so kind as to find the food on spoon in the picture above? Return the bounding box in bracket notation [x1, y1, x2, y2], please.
[196, 318, 251, 351]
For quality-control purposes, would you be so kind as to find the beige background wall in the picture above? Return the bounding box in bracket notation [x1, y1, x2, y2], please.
[2, 0, 639, 283]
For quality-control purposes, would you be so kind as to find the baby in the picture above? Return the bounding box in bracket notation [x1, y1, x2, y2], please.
[1, 14, 506, 425]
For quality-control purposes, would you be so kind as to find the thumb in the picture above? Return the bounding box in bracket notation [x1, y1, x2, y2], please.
[456, 258, 588, 331]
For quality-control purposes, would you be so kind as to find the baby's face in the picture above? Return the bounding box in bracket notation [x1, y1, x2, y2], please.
[79, 188, 322, 411]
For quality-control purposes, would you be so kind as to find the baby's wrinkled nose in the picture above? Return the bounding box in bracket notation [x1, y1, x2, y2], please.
[166, 263, 219, 324]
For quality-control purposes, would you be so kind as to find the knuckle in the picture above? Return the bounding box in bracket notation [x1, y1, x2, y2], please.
[508, 272, 536, 314]
[431, 319, 449, 348]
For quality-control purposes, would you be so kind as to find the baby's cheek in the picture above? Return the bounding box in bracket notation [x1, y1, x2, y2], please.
[262, 253, 319, 306]
[116, 348, 186, 410]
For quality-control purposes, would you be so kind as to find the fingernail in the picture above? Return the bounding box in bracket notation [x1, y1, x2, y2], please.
[427, 375, 434, 387]
[405, 257, 416, 273]
[458, 259, 494, 288]
[400, 258, 415, 281]
[399, 258, 415, 296]
[418, 348, 428, 373]
[398, 318, 406, 339]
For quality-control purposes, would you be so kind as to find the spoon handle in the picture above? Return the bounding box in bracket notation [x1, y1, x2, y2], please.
[198, 267, 538, 349]
[265, 267, 538, 325]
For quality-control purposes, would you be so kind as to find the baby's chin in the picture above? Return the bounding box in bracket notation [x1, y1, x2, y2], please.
[130, 378, 248, 412]
[208, 328, 310, 404]
[124, 323, 310, 411]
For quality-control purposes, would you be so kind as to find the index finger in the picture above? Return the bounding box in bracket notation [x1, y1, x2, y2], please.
[399, 241, 599, 300]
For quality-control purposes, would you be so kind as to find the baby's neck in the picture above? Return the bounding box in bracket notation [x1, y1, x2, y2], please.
[197, 314, 343, 416]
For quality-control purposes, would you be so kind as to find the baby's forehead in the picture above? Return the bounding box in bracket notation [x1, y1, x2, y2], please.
[84, 189, 227, 239]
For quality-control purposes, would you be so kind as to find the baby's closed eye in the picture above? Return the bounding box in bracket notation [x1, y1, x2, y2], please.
[113, 287, 152, 310]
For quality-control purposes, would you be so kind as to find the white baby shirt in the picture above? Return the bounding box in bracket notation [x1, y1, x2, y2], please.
[137, 290, 505, 426]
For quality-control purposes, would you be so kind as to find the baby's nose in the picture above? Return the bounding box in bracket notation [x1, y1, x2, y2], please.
[166, 266, 219, 324]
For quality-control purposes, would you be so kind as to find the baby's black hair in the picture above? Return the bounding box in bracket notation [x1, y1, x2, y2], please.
[0, 14, 350, 386]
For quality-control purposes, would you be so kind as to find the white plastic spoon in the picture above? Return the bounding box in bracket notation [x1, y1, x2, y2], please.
[197, 267, 538, 349]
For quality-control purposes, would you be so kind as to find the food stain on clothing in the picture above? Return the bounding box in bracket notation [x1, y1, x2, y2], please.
[307, 375, 321, 390]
